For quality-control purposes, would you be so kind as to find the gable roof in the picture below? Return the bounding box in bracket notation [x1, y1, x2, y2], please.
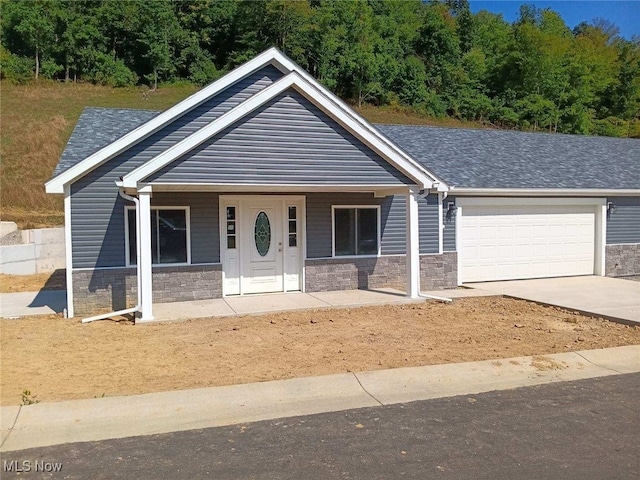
[120, 72, 432, 189]
[378, 124, 640, 192]
[46, 48, 444, 193]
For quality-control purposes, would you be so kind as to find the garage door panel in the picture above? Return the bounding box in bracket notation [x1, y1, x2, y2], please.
[460, 204, 595, 282]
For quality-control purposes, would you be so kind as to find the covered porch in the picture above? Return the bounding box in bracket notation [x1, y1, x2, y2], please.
[125, 184, 425, 323]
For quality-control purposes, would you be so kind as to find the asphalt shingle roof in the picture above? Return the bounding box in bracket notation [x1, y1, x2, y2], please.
[53, 107, 640, 191]
[376, 124, 640, 190]
[54, 107, 158, 177]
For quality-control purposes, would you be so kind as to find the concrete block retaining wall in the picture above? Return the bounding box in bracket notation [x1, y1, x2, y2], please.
[606, 244, 640, 277]
[0, 227, 65, 274]
[72, 264, 222, 316]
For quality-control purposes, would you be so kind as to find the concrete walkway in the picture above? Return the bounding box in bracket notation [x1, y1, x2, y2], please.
[1, 344, 638, 452]
[0, 290, 66, 318]
[467, 276, 640, 325]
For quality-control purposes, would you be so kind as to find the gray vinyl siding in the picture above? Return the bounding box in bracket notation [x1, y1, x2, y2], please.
[607, 196, 640, 245]
[419, 194, 440, 254]
[70, 66, 283, 268]
[443, 196, 456, 252]
[146, 89, 412, 186]
[305, 193, 440, 258]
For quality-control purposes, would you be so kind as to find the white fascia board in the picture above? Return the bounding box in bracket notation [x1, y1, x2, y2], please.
[451, 188, 640, 197]
[45, 48, 289, 194]
[125, 71, 436, 190]
[122, 73, 300, 188]
[271, 50, 448, 190]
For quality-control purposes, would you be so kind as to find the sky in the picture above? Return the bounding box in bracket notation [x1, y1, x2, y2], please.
[469, 1, 640, 39]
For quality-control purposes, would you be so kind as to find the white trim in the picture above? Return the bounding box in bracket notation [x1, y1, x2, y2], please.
[595, 204, 607, 276]
[406, 189, 420, 298]
[455, 205, 462, 286]
[331, 205, 382, 258]
[456, 197, 607, 207]
[138, 192, 154, 322]
[142, 183, 413, 193]
[451, 188, 640, 197]
[122, 72, 438, 190]
[63, 184, 74, 318]
[437, 193, 444, 255]
[124, 206, 191, 267]
[606, 242, 640, 246]
[45, 48, 295, 194]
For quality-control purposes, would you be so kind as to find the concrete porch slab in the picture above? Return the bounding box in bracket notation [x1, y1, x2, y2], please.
[466, 276, 640, 325]
[224, 292, 330, 315]
[308, 288, 421, 307]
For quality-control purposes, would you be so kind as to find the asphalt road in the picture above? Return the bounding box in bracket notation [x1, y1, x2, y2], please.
[3, 373, 639, 479]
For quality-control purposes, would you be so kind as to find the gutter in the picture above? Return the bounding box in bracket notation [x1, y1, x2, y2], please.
[82, 189, 142, 323]
[449, 187, 640, 197]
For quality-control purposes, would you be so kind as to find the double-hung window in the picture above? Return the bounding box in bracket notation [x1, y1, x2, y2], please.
[333, 206, 380, 256]
[126, 207, 190, 265]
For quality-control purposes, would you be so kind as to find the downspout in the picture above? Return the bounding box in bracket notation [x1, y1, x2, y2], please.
[82, 189, 142, 323]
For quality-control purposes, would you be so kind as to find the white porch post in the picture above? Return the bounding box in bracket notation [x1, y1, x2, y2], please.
[406, 188, 420, 298]
[138, 190, 154, 322]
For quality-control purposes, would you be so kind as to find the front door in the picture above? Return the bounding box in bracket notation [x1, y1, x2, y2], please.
[221, 196, 303, 295]
[242, 199, 283, 294]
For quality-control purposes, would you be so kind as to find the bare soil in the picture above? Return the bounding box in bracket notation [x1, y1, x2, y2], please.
[0, 270, 66, 293]
[2, 297, 639, 406]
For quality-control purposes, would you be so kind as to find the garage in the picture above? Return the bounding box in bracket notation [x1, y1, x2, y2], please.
[458, 199, 605, 283]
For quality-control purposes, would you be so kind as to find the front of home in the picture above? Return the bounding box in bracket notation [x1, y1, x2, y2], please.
[46, 48, 640, 322]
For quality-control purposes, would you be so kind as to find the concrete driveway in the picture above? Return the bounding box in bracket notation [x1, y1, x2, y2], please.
[466, 276, 640, 325]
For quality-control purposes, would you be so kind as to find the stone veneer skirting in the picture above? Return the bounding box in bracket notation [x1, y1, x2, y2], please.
[72, 264, 222, 316]
[605, 244, 640, 277]
[305, 253, 458, 293]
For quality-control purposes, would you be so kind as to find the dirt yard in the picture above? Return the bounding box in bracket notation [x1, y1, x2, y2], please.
[0, 270, 66, 293]
[2, 296, 639, 405]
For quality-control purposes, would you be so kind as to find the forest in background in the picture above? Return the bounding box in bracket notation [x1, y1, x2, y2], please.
[2, 0, 640, 137]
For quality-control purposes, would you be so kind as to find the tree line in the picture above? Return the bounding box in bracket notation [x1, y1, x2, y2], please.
[2, 0, 639, 137]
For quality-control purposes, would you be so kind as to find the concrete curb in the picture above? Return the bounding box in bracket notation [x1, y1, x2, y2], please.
[1, 345, 638, 452]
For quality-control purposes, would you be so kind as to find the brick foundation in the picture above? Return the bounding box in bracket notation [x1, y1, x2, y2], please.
[72, 264, 222, 316]
[606, 244, 640, 277]
[305, 253, 458, 293]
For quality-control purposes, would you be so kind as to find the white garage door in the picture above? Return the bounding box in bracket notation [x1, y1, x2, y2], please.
[460, 204, 596, 282]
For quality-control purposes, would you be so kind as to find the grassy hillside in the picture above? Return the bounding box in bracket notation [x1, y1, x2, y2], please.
[0, 81, 483, 229]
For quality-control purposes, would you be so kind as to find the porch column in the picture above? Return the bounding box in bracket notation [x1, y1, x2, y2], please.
[406, 188, 420, 298]
[138, 190, 154, 322]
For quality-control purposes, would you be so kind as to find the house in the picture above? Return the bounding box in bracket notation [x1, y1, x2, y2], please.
[46, 48, 640, 322]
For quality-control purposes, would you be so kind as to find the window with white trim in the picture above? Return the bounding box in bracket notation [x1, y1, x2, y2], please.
[333, 207, 379, 256]
[126, 207, 190, 265]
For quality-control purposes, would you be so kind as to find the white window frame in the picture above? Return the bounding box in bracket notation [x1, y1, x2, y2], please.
[331, 205, 382, 258]
[125, 206, 191, 267]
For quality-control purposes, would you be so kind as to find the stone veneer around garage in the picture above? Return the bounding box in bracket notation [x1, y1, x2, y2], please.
[605, 244, 640, 277]
[305, 253, 457, 293]
[72, 264, 222, 316]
